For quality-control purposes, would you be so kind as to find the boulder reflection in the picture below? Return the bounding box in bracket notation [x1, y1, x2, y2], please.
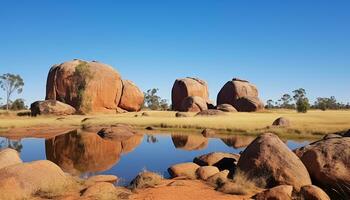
[171, 134, 208, 151]
[45, 129, 143, 176]
[221, 135, 255, 149]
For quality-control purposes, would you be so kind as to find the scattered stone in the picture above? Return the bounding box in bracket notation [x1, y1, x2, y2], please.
[142, 112, 150, 116]
[171, 77, 210, 111]
[175, 112, 189, 117]
[180, 96, 208, 112]
[254, 185, 293, 200]
[86, 175, 118, 184]
[196, 109, 225, 116]
[217, 104, 237, 112]
[194, 152, 240, 166]
[129, 171, 163, 189]
[201, 128, 216, 137]
[272, 117, 291, 127]
[145, 126, 154, 130]
[0, 148, 22, 170]
[196, 166, 220, 180]
[207, 170, 229, 187]
[300, 185, 330, 200]
[295, 137, 350, 195]
[168, 162, 200, 179]
[30, 100, 76, 116]
[237, 133, 311, 190]
[119, 80, 144, 112]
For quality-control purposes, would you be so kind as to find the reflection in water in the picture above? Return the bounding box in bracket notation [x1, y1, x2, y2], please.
[45, 129, 143, 176]
[146, 135, 158, 144]
[0, 138, 23, 152]
[171, 134, 208, 151]
[221, 135, 255, 149]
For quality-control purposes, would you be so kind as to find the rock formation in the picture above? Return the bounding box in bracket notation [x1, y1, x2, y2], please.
[217, 78, 264, 112]
[180, 96, 208, 112]
[119, 80, 144, 112]
[45, 59, 143, 114]
[171, 77, 210, 111]
[30, 100, 76, 116]
[237, 133, 311, 190]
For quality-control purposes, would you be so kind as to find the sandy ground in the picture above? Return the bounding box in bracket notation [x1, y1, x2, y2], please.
[130, 179, 253, 200]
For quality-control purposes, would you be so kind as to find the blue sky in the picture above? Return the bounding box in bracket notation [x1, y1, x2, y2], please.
[0, 0, 349, 106]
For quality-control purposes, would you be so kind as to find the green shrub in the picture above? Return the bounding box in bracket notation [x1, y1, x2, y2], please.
[74, 61, 93, 113]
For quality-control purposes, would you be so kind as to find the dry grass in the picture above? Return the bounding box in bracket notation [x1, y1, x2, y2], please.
[0, 110, 349, 138]
[217, 170, 261, 195]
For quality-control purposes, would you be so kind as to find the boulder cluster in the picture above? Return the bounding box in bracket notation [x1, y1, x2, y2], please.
[31, 59, 144, 115]
[172, 77, 264, 113]
[167, 132, 350, 199]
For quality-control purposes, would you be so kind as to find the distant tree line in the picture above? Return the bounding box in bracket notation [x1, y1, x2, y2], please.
[143, 88, 170, 111]
[266, 88, 350, 113]
[0, 73, 27, 110]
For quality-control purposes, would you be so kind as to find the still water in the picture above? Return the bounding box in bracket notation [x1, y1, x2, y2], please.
[0, 130, 309, 185]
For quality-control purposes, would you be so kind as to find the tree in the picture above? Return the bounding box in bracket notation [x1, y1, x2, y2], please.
[266, 99, 274, 109]
[10, 98, 27, 110]
[280, 94, 294, 109]
[0, 73, 24, 110]
[293, 88, 309, 113]
[143, 88, 169, 110]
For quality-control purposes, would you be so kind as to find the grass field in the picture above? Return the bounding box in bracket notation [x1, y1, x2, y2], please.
[0, 109, 349, 139]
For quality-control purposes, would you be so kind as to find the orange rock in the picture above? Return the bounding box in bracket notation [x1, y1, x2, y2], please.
[119, 80, 144, 112]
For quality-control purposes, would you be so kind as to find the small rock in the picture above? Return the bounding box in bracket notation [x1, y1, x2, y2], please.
[142, 112, 150, 117]
[207, 170, 229, 187]
[87, 175, 118, 184]
[196, 109, 225, 116]
[217, 104, 237, 112]
[129, 171, 163, 189]
[193, 152, 240, 166]
[272, 117, 290, 127]
[255, 185, 293, 200]
[175, 112, 189, 118]
[145, 126, 154, 130]
[168, 162, 200, 179]
[196, 166, 220, 180]
[300, 185, 330, 200]
[82, 182, 122, 200]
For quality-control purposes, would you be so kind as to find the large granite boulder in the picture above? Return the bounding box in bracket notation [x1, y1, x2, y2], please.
[119, 80, 144, 112]
[255, 185, 293, 200]
[217, 78, 264, 112]
[46, 59, 123, 113]
[300, 185, 330, 200]
[171, 77, 209, 111]
[295, 137, 350, 196]
[237, 133, 311, 190]
[168, 162, 200, 179]
[273, 117, 291, 127]
[30, 100, 76, 116]
[180, 96, 208, 112]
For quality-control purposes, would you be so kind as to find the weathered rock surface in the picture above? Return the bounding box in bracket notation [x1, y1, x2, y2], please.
[30, 100, 76, 116]
[194, 152, 240, 166]
[272, 117, 291, 127]
[196, 109, 225, 116]
[82, 182, 130, 200]
[0, 148, 22, 170]
[217, 104, 238, 112]
[300, 185, 330, 200]
[0, 160, 79, 199]
[46, 59, 123, 113]
[295, 137, 350, 195]
[119, 80, 144, 112]
[172, 77, 210, 111]
[168, 162, 200, 179]
[255, 185, 293, 200]
[217, 78, 264, 112]
[196, 166, 220, 180]
[180, 96, 208, 112]
[237, 133, 311, 190]
[129, 171, 163, 189]
[86, 175, 118, 185]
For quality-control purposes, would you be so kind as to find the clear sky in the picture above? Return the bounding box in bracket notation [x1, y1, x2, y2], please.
[0, 0, 349, 106]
